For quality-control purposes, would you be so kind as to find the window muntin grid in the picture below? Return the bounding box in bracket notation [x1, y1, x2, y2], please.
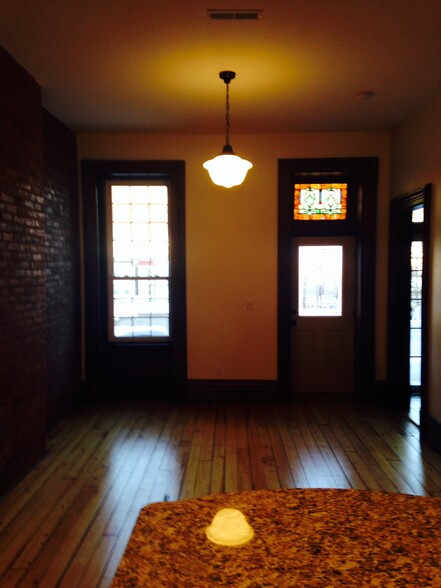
[410, 239, 423, 386]
[106, 182, 170, 340]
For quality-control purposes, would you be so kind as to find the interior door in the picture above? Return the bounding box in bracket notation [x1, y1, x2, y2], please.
[291, 236, 355, 394]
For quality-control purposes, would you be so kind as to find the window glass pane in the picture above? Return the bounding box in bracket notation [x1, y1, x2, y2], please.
[112, 204, 131, 222]
[131, 223, 149, 241]
[149, 204, 168, 222]
[131, 204, 150, 222]
[113, 241, 132, 260]
[108, 183, 170, 340]
[412, 205, 424, 223]
[298, 245, 343, 316]
[294, 183, 347, 221]
[410, 239, 423, 386]
[114, 278, 136, 299]
[112, 223, 132, 242]
[150, 222, 169, 243]
[114, 261, 134, 278]
[149, 186, 168, 204]
[114, 316, 169, 338]
[136, 257, 168, 278]
[112, 277, 170, 338]
[111, 185, 131, 203]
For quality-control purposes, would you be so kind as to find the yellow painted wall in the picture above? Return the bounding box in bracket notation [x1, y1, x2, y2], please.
[78, 131, 390, 382]
[392, 89, 441, 423]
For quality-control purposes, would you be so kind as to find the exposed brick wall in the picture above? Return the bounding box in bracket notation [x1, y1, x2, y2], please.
[43, 110, 81, 429]
[0, 47, 80, 493]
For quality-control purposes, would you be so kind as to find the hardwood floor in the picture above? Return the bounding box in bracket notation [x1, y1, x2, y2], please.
[1, 398, 441, 587]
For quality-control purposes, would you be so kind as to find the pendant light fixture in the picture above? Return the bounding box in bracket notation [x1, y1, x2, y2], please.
[203, 71, 253, 188]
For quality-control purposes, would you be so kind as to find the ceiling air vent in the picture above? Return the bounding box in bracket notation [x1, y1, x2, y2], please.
[207, 9, 262, 20]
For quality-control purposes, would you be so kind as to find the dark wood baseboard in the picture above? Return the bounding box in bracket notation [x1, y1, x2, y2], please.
[287, 392, 356, 402]
[186, 380, 358, 403]
[421, 413, 441, 453]
[186, 379, 278, 401]
[371, 380, 413, 410]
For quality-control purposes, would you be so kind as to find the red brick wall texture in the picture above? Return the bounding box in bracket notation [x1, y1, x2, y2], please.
[0, 47, 80, 493]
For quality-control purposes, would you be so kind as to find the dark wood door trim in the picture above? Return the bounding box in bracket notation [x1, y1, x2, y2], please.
[278, 157, 379, 400]
[387, 184, 432, 417]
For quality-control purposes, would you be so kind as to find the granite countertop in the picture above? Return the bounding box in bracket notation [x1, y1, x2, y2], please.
[111, 488, 441, 587]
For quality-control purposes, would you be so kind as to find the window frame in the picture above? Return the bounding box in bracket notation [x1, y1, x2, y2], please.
[82, 160, 186, 399]
[105, 179, 172, 343]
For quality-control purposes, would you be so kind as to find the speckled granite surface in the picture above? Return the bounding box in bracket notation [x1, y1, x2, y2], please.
[111, 488, 441, 587]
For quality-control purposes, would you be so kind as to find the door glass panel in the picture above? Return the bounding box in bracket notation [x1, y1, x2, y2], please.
[107, 182, 170, 340]
[298, 245, 343, 316]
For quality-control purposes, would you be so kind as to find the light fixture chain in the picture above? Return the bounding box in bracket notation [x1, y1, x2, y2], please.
[225, 81, 230, 146]
[203, 70, 252, 187]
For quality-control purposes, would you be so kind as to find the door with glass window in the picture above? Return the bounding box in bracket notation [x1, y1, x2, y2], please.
[291, 236, 355, 394]
[278, 157, 378, 401]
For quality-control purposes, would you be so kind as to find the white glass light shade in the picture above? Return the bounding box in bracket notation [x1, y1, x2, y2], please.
[205, 508, 254, 546]
[203, 152, 253, 188]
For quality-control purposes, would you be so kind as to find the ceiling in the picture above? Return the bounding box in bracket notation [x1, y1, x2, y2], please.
[1, 0, 441, 135]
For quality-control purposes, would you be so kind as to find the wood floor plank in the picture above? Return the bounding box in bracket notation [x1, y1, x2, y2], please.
[272, 405, 310, 488]
[194, 403, 217, 497]
[147, 406, 189, 504]
[1, 398, 441, 587]
[209, 405, 226, 495]
[292, 412, 339, 488]
[330, 448, 368, 490]
[179, 404, 207, 499]
[247, 406, 271, 490]
[15, 405, 163, 587]
[0, 407, 137, 582]
[56, 408, 164, 587]
[16, 483, 99, 588]
[252, 404, 282, 490]
[265, 408, 297, 489]
[0, 407, 112, 533]
[224, 405, 239, 493]
[71, 402, 180, 586]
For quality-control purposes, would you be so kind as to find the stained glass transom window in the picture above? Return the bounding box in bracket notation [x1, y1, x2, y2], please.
[294, 183, 348, 221]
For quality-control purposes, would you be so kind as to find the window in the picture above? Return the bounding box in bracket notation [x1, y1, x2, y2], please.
[298, 245, 343, 316]
[106, 181, 170, 341]
[294, 183, 348, 221]
[410, 204, 424, 386]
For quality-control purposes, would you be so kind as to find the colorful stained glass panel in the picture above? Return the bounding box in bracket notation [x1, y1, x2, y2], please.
[294, 183, 348, 220]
